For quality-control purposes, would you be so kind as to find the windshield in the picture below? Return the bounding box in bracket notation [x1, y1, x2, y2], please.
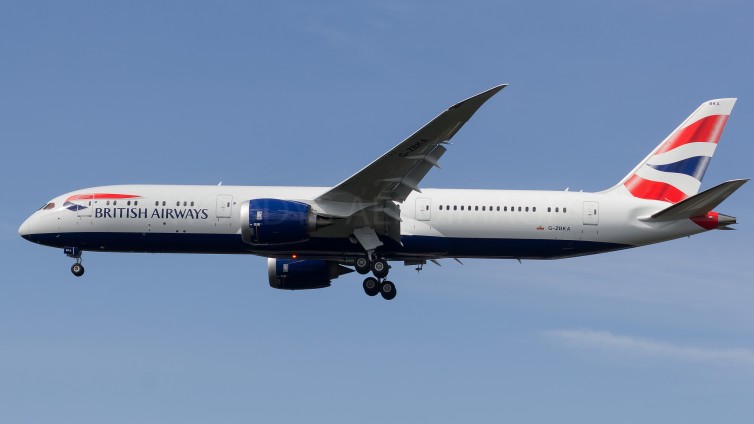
[40, 202, 55, 210]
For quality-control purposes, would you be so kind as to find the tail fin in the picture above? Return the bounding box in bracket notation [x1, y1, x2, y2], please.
[605, 98, 736, 203]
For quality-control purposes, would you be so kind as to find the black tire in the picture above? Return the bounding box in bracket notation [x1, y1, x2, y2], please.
[371, 259, 389, 279]
[355, 257, 370, 275]
[363, 277, 380, 296]
[71, 263, 85, 277]
[380, 281, 396, 300]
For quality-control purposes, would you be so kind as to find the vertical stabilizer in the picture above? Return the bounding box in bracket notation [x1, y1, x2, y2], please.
[605, 98, 736, 203]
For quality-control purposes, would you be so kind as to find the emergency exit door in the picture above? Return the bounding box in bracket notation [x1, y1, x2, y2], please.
[583, 201, 599, 225]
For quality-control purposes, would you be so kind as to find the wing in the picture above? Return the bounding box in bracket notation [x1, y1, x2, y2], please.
[314, 84, 507, 214]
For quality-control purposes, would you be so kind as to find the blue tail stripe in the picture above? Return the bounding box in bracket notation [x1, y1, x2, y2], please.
[648, 156, 711, 181]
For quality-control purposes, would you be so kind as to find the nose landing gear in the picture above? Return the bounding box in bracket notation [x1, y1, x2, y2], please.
[71, 261, 85, 277]
[64, 246, 85, 277]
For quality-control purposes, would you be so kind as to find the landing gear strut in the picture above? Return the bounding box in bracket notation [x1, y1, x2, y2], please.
[357, 256, 396, 300]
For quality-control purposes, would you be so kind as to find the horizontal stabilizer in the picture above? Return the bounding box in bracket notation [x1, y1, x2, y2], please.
[644, 179, 748, 222]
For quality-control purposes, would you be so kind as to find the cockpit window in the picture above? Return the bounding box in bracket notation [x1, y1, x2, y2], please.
[41, 202, 55, 210]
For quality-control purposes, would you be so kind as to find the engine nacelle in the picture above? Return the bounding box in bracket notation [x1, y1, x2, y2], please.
[267, 258, 353, 290]
[241, 199, 330, 245]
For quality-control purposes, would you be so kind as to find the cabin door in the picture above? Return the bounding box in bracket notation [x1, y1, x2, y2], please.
[216, 195, 233, 218]
[416, 198, 431, 221]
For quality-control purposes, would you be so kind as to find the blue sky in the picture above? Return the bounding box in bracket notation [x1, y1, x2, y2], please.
[2, 1, 753, 422]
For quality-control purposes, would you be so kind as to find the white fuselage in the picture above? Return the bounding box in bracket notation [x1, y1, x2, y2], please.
[19, 184, 709, 261]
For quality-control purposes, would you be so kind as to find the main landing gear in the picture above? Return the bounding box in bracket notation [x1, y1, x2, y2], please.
[362, 277, 396, 300]
[357, 257, 396, 300]
[64, 246, 85, 277]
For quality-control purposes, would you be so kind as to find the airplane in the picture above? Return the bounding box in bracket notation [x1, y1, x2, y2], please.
[19, 85, 747, 300]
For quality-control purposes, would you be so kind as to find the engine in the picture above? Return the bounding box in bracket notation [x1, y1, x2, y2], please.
[240, 198, 331, 245]
[267, 258, 353, 290]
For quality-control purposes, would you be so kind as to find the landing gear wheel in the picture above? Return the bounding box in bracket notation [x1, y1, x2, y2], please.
[71, 263, 85, 277]
[371, 259, 389, 279]
[355, 257, 370, 275]
[363, 277, 380, 296]
[380, 281, 396, 300]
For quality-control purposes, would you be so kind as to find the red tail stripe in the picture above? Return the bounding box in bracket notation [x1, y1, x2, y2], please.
[656, 114, 728, 154]
[624, 174, 688, 203]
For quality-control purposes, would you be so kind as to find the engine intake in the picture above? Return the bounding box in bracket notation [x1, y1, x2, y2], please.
[267, 258, 353, 290]
[241, 198, 331, 245]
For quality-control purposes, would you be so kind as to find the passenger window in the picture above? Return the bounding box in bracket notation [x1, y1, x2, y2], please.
[106, 201, 110, 205]
[548, 207, 551, 212]
[191, 201, 194, 207]
[496, 206, 500, 211]
[525, 207, 529, 212]
[453, 206, 457, 211]
[135, 201, 138, 206]
[518, 207, 522, 212]
[176, 201, 180, 206]
[564, 208, 567, 213]
[533, 207, 536, 212]
[439, 205, 443, 210]
[461, 206, 464, 211]
[113, 201, 117, 205]
[162, 201, 166, 206]
[555, 207, 559, 212]
[475, 206, 479, 211]
[504, 206, 507, 211]
[127, 201, 131, 206]
[482, 206, 486, 211]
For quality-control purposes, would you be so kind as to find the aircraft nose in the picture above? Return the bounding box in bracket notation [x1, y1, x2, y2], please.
[18, 216, 33, 241]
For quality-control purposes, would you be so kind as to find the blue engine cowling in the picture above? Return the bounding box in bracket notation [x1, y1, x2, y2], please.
[267, 258, 353, 290]
[241, 199, 318, 245]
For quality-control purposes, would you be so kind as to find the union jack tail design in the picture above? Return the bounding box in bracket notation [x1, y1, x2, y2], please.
[606, 98, 736, 203]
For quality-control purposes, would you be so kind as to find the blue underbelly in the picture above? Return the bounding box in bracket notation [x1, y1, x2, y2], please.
[26, 232, 632, 260]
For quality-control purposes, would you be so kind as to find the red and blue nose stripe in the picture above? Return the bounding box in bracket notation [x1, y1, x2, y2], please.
[64, 193, 141, 211]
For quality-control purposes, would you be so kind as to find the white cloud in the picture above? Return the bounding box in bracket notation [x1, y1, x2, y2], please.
[543, 329, 754, 369]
